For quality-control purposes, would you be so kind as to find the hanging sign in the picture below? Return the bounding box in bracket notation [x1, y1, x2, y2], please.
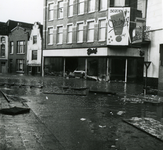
[107, 7, 130, 45]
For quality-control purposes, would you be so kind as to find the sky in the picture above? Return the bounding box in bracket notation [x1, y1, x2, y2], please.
[0, 0, 44, 24]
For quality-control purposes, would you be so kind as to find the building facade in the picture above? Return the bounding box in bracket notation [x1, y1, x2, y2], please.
[0, 22, 8, 74]
[8, 24, 32, 74]
[141, 0, 163, 90]
[27, 22, 43, 75]
[43, 0, 147, 82]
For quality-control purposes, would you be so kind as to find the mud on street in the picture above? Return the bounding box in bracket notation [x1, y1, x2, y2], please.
[0, 75, 163, 150]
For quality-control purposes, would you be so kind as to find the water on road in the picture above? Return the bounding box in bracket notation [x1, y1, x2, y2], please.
[0, 75, 163, 150]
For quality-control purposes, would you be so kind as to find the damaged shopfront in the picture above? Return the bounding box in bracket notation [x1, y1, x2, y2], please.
[43, 47, 144, 83]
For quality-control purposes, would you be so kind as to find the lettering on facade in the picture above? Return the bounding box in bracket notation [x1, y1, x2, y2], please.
[87, 48, 97, 55]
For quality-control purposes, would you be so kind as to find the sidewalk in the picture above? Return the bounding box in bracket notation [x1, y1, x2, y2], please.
[0, 95, 64, 150]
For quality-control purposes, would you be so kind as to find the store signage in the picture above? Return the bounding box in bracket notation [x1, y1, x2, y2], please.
[107, 7, 130, 45]
[87, 48, 97, 55]
[132, 26, 150, 44]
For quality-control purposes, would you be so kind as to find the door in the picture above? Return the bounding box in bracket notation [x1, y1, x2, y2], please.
[1, 62, 6, 73]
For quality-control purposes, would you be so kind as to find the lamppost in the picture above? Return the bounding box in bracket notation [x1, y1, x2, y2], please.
[144, 61, 151, 95]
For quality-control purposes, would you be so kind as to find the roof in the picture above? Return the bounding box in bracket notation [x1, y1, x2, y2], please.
[6, 20, 33, 34]
[0, 22, 8, 35]
[34, 22, 43, 38]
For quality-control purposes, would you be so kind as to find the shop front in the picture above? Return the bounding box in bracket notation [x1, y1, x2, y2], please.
[43, 47, 143, 82]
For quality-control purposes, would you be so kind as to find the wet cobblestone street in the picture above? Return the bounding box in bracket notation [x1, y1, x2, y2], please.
[0, 74, 163, 150]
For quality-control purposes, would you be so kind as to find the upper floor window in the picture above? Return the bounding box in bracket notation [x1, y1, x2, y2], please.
[48, 3, 54, 20]
[78, 0, 84, 15]
[32, 50, 37, 60]
[33, 35, 37, 44]
[58, 1, 64, 19]
[99, 0, 107, 11]
[77, 23, 84, 43]
[67, 24, 73, 43]
[10, 42, 14, 54]
[57, 26, 63, 44]
[68, 0, 73, 17]
[1, 37, 5, 43]
[1, 44, 5, 57]
[88, 0, 95, 12]
[87, 21, 95, 42]
[17, 41, 25, 54]
[99, 19, 106, 41]
[114, 0, 125, 6]
[48, 27, 53, 44]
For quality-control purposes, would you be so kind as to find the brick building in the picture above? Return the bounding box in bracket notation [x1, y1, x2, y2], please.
[43, 0, 146, 82]
[8, 21, 33, 74]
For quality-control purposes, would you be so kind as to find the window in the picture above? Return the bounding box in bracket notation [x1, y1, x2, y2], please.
[114, 0, 125, 6]
[58, 1, 63, 19]
[1, 44, 5, 57]
[67, 25, 73, 43]
[57, 26, 63, 44]
[10, 42, 14, 54]
[88, 0, 95, 12]
[32, 50, 37, 60]
[17, 59, 24, 71]
[87, 21, 94, 42]
[68, 0, 73, 17]
[33, 35, 37, 44]
[99, 19, 106, 41]
[17, 41, 25, 54]
[78, 0, 84, 15]
[48, 27, 53, 44]
[1, 37, 5, 43]
[48, 3, 54, 20]
[77, 23, 84, 43]
[99, 0, 107, 10]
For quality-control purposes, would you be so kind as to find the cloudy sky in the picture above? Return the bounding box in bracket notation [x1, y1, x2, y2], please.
[0, 0, 43, 24]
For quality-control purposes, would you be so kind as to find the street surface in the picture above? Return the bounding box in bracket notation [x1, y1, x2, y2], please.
[0, 74, 163, 150]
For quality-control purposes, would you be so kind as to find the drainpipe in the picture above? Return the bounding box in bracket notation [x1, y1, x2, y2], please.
[145, 0, 148, 19]
[125, 58, 128, 83]
[63, 58, 66, 77]
[42, 0, 47, 77]
[85, 58, 87, 78]
[106, 58, 110, 81]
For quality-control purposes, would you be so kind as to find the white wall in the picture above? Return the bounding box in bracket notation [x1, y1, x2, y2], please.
[27, 22, 42, 65]
[145, 0, 163, 78]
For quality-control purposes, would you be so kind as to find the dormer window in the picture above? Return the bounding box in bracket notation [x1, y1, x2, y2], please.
[1, 37, 5, 43]
[33, 35, 37, 44]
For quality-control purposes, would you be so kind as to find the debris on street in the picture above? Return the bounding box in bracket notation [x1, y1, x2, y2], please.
[80, 118, 86, 121]
[43, 91, 87, 96]
[123, 117, 163, 141]
[99, 125, 106, 128]
[0, 90, 30, 115]
[120, 94, 163, 104]
[117, 111, 126, 115]
[0, 106, 30, 115]
[89, 89, 116, 95]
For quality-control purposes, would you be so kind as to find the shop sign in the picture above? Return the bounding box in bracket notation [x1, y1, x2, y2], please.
[87, 48, 97, 55]
[107, 7, 130, 45]
[132, 26, 150, 44]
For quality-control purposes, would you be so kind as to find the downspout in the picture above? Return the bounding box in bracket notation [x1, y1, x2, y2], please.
[42, 0, 47, 77]
[145, 0, 148, 19]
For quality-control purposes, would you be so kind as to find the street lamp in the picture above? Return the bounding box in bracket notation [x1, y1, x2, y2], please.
[144, 61, 151, 95]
